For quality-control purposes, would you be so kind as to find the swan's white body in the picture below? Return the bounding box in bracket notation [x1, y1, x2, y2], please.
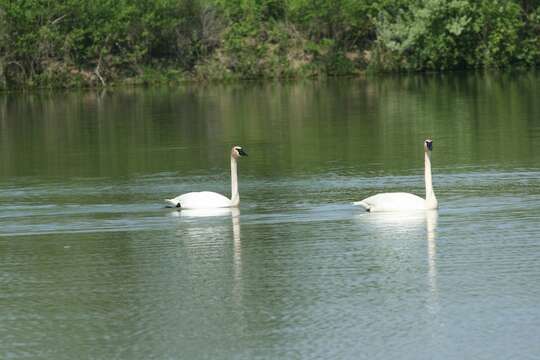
[166, 191, 233, 209]
[165, 146, 246, 209]
[354, 140, 438, 212]
[354, 192, 428, 211]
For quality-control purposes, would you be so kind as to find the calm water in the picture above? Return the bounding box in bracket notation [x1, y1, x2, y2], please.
[1, 73, 540, 359]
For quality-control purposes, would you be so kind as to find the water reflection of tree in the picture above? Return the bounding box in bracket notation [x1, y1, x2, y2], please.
[1, 73, 539, 179]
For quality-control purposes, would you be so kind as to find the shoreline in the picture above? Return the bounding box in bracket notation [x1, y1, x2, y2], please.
[2, 67, 540, 94]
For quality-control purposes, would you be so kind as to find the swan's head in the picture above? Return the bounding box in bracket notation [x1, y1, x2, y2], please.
[424, 139, 433, 152]
[231, 146, 248, 159]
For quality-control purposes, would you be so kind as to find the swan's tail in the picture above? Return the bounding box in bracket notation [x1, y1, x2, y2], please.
[352, 201, 371, 212]
[165, 199, 180, 208]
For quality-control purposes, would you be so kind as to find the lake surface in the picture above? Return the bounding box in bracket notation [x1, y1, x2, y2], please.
[1, 73, 540, 359]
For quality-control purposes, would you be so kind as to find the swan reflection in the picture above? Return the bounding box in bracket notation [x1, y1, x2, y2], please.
[174, 207, 234, 218]
[357, 210, 429, 227]
[425, 210, 439, 313]
[355, 209, 439, 307]
[231, 208, 242, 305]
[170, 207, 243, 303]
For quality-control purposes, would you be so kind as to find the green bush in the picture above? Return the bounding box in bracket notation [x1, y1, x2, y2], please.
[373, 0, 529, 71]
[0, 0, 540, 88]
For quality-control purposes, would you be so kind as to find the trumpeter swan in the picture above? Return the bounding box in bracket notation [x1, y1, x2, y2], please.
[354, 139, 438, 212]
[165, 146, 248, 209]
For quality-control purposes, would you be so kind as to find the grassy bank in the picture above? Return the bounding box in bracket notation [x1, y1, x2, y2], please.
[1, 0, 540, 90]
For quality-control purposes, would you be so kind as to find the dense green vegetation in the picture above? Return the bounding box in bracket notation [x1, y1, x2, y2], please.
[1, 0, 540, 89]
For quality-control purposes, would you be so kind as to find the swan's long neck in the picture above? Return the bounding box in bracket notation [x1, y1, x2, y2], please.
[424, 151, 437, 208]
[230, 156, 240, 206]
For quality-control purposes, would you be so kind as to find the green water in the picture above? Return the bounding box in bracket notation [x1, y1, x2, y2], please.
[1, 73, 540, 359]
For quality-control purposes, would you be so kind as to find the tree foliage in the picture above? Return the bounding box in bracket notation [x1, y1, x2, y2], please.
[374, 0, 527, 70]
[0, 0, 539, 89]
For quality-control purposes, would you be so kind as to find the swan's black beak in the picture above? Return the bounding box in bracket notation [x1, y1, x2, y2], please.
[238, 148, 248, 157]
[426, 140, 433, 151]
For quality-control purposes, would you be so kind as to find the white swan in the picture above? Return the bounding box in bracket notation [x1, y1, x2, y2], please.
[165, 146, 248, 209]
[354, 139, 438, 212]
